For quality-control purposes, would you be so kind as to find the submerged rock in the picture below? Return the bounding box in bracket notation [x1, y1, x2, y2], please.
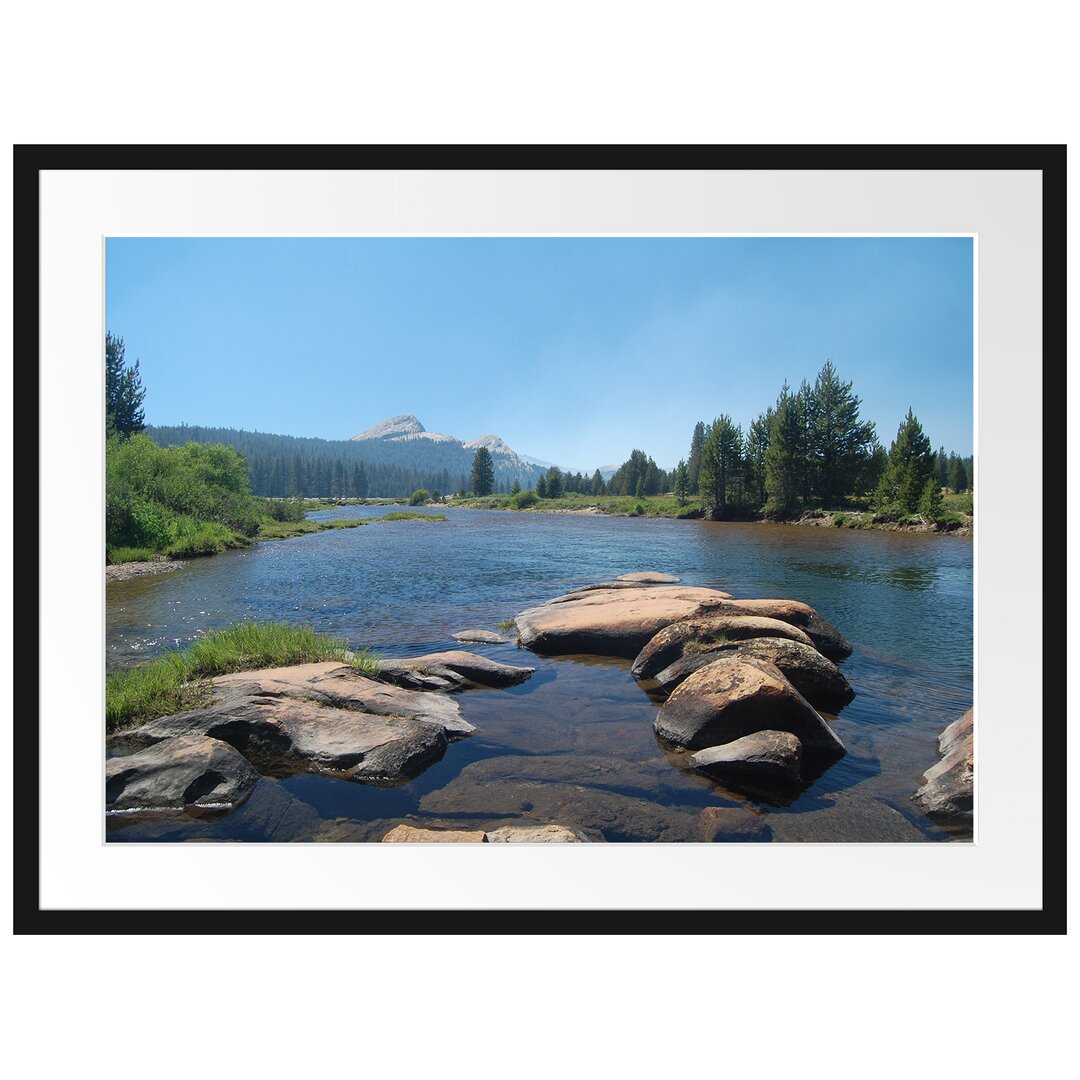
[631, 614, 815, 680]
[451, 629, 512, 644]
[696, 805, 771, 842]
[913, 707, 973, 835]
[514, 584, 736, 659]
[654, 655, 846, 759]
[117, 662, 470, 785]
[421, 768, 699, 842]
[616, 571, 681, 583]
[106, 735, 259, 813]
[688, 730, 803, 784]
[651, 636, 854, 709]
[378, 649, 535, 690]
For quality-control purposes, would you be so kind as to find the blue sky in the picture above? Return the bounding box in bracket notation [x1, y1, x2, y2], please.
[106, 236, 973, 471]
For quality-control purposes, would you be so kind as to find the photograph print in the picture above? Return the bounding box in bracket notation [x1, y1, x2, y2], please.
[104, 234, 974, 845]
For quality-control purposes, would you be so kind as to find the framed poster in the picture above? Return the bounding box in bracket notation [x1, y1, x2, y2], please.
[15, 145, 1065, 932]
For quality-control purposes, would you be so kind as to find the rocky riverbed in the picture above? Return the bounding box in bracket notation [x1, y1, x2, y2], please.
[106, 570, 968, 842]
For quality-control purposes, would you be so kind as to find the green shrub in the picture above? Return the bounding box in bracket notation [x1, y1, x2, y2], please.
[511, 488, 539, 509]
[832, 513, 849, 527]
[408, 489, 431, 506]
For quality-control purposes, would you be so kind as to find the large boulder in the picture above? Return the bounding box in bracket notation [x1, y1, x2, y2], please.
[106, 735, 259, 813]
[631, 614, 815, 680]
[514, 584, 735, 659]
[688, 730, 803, 784]
[117, 662, 469, 784]
[378, 649, 535, 690]
[651, 636, 855, 710]
[654, 656, 846, 759]
[913, 707, 973, 835]
[695, 598, 853, 660]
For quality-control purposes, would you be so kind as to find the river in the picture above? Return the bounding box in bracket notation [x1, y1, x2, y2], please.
[106, 507, 973, 842]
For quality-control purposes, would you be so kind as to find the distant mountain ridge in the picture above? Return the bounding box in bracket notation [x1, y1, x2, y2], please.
[350, 413, 554, 486]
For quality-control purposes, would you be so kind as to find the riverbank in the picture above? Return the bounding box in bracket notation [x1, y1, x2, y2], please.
[105, 558, 186, 583]
[446, 492, 973, 534]
[107, 510, 447, 571]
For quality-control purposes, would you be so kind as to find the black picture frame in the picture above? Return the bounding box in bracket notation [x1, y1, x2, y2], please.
[13, 144, 1067, 935]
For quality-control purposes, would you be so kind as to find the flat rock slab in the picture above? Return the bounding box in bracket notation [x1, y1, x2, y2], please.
[378, 650, 535, 690]
[914, 708, 973, 835]
[652, 637, 855, 709]
[382, 824, 487, 842]
[213, 662, 470, 733]
[486, 825, 592, 842]
[514, 585, 736, 659]
[689, 730, 803, 784]
[106, 734, 259, 813]
[451, 629, 512, 644]
[655, 655, 846, 759]
[380, 823, 593, 842]
[632, 614, 815, 680]
[118, 662, 470, 785]
[616, 571, 681, 583]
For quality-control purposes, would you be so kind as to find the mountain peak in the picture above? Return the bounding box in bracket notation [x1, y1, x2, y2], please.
[351, 414, 427, 441]
[463, 433, 513, 455]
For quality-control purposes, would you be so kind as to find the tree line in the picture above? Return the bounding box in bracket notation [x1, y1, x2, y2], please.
[667, 361, 972, 519]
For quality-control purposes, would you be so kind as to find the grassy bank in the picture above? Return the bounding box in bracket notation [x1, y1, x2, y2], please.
[376, 511, 447, 522]
[106, 621, 381, 731]
[450, 492, 705, 517]
[448, 490, 972, 532]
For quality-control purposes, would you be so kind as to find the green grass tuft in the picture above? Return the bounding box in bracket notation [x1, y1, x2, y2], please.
[375, 511, 447, 522]
[106, 621, 381, 731]
[495, 618, 516, 632]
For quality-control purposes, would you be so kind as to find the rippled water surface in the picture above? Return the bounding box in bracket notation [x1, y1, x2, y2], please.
[106, 507, 972, 842]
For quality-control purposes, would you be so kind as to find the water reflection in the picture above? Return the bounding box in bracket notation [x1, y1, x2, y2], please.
[790, 561, 938, 591]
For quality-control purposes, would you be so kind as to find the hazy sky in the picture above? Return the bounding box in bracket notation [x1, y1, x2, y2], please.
[106, 236, 974, 471]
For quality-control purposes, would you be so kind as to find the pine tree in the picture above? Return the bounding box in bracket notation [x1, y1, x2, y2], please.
[744, 409, 772, 507]
[470, 447, 495, 496]
[536, 473, 547, 498]
[936, 446, 949, 489]
[806, 361, 877, 507]
[545, 466, 563, 499]
[698, 415, 743, 519]
[875, 408, 936, 514]
[948, 456, 968, 494]
[919, 477, 944, 518]
[674, 459, 690, 506]
[764, 384, 804, 515]
[510, 478, 521, 495]
[105, 332, 146, 438]
[687, 421, 706, 494]
[590, 469, 605, 495]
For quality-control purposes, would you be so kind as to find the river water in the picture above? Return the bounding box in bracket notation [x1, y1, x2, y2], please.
[106, 507, 973, 842]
